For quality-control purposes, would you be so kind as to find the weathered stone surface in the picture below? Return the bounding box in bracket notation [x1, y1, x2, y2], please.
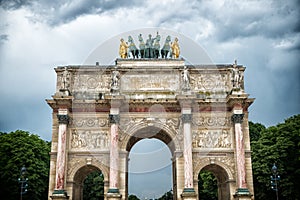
[47, 59, 255, 200]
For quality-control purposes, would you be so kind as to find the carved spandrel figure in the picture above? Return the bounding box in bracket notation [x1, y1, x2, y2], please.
[128, 35, 139, 59]
[138, 34, 145, 58]
[161, 35, 171, 58]
[231, 60, 244, 89]
[182, 66, 191, 91]
[110, 68, 120, 94]
[119, 38, 128, 59]
[171, 37, 180, 58]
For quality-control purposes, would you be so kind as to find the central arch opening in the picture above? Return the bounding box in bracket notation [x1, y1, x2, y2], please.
[126, 127, 176, 200]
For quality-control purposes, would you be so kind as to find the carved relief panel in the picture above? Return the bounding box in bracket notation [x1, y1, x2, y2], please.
[72, 74, 111, 92]
[192, 115, 233, 149]
[192, 129, 232, 149]
[69, 116, 109, 151]
[190, 73, 232, 94]
[70, 129, 109, 150]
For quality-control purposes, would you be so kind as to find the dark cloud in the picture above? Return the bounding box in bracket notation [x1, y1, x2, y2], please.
[0, 0, 33, 10]
[194, 0, 300, 42]
[1, 0, 141, 26]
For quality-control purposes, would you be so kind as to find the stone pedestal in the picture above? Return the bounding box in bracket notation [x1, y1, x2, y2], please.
[234, 188, 253, 200]
[50, 190, 69, 200]
[107, 192, 122, 200]
[181, 188, 197, 200]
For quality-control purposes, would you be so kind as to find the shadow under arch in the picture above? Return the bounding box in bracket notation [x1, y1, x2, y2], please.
[198, 164, 231, 200]
[72, 165, 107, 200]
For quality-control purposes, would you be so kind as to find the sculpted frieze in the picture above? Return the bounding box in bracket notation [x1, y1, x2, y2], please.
[190, 73, 231, 93]
[72, 74, 111, 92]
[70, 117, 108, 128]
[193, 116, 231, 127]
[71, 129, 109, 150]
[192, 129, 232, 148]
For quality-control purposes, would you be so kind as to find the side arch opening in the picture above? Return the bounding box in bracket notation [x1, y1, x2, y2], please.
[198, 164, 230, 200]
[73, 165, 104, 200]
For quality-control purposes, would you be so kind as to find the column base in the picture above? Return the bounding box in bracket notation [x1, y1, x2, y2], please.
[107, 188, 122, 200]
[233, 188, 253, 200]
[50, 190, 69, 200]
[181, 188, 197, 200]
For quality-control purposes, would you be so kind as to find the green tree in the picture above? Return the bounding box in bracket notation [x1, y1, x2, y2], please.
[0, 130, 51, 200]
[158, 190, 173, 200]
[83, 170, 104, 200]
[249, 121, 266, 143]
[198, 171, 217, 200]
[251, 115, 300, 200]
[128, 194, 140, 200]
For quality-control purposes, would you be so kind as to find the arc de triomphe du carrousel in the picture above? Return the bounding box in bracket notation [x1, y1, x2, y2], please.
[47, 29, 255, 200]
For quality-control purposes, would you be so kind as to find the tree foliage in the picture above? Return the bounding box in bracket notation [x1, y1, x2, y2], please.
[248, 121, 266, 143]
[0, 130, 51, 200]
[198, 171, 217, 200]
[251, 115, 300, 200]
[128, 194, 140, 200]
[158, 190, 173, 200]
[83, 170, 104, 200]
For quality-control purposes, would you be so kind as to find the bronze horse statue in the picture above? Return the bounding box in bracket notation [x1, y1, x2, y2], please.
[128, 36, 139, 59]
[153, 32, 161, 58]
[138, 34, 146, 58]
[161, 35, 171, 58]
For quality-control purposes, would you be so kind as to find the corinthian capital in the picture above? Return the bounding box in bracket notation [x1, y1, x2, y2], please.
[231, 114, 244, 124]
[109, 114, 120, 124]
[57, 114, 69, 124]
[181, 114, 192, 123]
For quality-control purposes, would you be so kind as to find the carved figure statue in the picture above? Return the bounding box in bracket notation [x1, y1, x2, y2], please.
[171, 37, 180, 59]
[61, 67, 70, 90]
[145, 34, 155, 58]
[128, 35, 139, 59]
[153, 32, 161, 58]
[138, 34, 145, 58]
[111, 68, 120, 93]
[231, 60, 243, 89]
[119, 38, 128, 59]
[161, 35, 171, 58]
[182, 66, 190, 91]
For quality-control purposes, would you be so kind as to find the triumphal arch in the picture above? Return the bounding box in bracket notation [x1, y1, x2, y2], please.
[47, 33, 255, 200]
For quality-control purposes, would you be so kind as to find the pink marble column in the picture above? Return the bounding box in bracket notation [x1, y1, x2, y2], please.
[55, 110, 69, 192]
[232, 113, 247, 189]
[182, 113, 195, 191]
[108, 114, 120, 193]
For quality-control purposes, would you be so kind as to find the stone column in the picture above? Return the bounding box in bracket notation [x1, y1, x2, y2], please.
[51, 108, 69, 199]
[182, 113, 194, 189]
[181, 107, 196, 200]
[107, 105, 122, 200]
[232, 109, 252, 199]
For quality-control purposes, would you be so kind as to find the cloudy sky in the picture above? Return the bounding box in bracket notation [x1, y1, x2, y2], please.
[0, 0, 299, 198]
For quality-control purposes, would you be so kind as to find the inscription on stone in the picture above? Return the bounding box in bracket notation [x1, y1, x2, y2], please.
[120, 74, 179, 92]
